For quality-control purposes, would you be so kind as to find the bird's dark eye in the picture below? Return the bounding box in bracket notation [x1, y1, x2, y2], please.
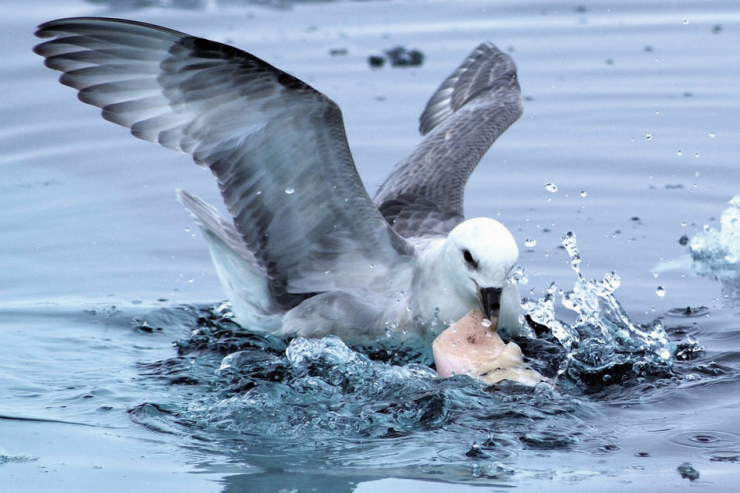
[462, 249, 478, 268]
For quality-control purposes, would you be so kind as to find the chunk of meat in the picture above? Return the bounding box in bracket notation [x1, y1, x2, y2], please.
[432, 310, 545, 386]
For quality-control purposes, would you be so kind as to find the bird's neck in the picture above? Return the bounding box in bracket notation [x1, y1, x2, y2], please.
[411, 238, 475, 335]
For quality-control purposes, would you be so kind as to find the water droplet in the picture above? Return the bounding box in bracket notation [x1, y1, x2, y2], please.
[284, 187, 295, 194]
[683, 18, 689, 24]
[545, 182, 558, 193]
[525, 238, 537, 248]
[677, 150, 682, 156]
[709, 132, 715, 138]
[481, 318, 492, 328]
[511, 266, 529, 285]
[656, 286, 665, 298]
[561, 232, 581, 273]
[580, 190, 587, 197]
[652, 271, 659, 278]
[694, 153, 699, 158]
[646, 133, 652, 140]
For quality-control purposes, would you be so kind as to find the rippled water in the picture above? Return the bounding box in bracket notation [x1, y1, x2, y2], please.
[2, 0, 740, 491]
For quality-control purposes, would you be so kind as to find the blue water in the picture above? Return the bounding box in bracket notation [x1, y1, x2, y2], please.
[2, 0, 740, 491]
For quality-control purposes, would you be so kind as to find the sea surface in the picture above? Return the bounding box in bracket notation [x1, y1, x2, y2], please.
[2, 0, 739, 491]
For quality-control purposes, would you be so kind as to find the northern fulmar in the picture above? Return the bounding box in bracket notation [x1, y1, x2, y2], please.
[34, 18, 526, 345]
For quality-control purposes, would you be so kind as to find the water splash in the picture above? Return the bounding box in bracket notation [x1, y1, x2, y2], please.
[523, 282, 576, 351]
[510, 266, 529, 285]
[129, 303, 588, 476]
[655, 195, 740, 303]
[689, 195, 740, 270]
[523, 232, 674, 391]
[166, 331, 586, 464]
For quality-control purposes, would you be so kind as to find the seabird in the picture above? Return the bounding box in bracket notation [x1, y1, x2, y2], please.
[34, 18, 526, 345]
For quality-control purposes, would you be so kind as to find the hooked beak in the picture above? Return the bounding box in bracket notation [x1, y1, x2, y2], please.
[479, 287, 502, 321]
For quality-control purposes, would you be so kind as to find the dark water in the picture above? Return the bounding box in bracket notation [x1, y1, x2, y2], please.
[2, 0, 739, 491]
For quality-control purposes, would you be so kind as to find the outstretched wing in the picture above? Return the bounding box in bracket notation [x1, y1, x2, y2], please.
[374, 42, 522, 238]
[35, 17, 412, 309]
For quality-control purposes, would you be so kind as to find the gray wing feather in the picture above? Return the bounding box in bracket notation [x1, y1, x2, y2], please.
[374, 42, 522, 238]
[176, 189, 254, 264]
[35, 17, 413, 309]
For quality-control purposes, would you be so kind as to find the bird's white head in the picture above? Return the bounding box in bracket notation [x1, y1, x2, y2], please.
[443, 217, 519, 320]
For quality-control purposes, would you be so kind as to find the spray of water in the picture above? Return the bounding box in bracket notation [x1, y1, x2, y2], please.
[655, 194, 740, 302]
[689, 195, 740, 270]
[522, 232, 674, 389]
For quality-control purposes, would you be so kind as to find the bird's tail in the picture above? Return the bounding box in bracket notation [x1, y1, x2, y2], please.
[177, 189, 281, 331]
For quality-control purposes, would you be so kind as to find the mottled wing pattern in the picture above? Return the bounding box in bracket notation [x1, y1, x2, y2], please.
[374, 42, 522, 238]
[35, 17, 412, 308]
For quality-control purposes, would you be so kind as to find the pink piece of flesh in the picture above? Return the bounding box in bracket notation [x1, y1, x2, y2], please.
[432, 310, 545, 386]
